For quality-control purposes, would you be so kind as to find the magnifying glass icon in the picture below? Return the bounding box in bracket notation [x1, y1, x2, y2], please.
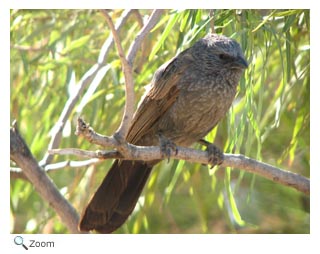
[14, 236, 28, 250]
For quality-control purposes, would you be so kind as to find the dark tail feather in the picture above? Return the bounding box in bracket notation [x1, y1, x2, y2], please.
[79, 160, 152, 233]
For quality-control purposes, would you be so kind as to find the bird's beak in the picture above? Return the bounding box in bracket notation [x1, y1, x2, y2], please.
[236, 56, 249, 69]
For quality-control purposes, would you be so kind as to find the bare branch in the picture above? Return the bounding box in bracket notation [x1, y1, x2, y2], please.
[44, 158, 101, 170]
[132, 10, 144, 27]
[11, 159, 101, 181]
[50, 148, 122, 160]
[40, 10, 134, 166]
[101, 10, 135, 142]
[52, 119, 310, 196]
[75, 117, 119, 147]
[98, 9, 133, 64]
[126, 9, 164, 66]
[11, 158, 101, 182]
[101, 10, 164, 143]
[50, 145, 310, 195]
[10, 123, 85, 234]
[209, 10, 215, 33]
[223, 154, 310, 195]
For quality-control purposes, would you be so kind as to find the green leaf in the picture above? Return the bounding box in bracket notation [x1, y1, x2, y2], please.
[149, 12, 181, 60]
[61, 35, 91, 54]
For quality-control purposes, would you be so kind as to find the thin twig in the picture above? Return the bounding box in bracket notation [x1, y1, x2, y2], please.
[11, 158, 102, 180]
[209, 10, 215, 33]
[98, 9, 133, 64]
[101, 9, 164, 143]
[126, 9, 164, 66]
[75, 117, 119, 147]
[44, 158, 101, 170]
[101, 10, 135, 142]
[40, 10, 134, 166]
[132, 10, 144, 28]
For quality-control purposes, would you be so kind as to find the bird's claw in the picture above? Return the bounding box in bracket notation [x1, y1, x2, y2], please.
[206, 144, 224, 168]
[199, 139, 224, 168]
[158, 133, 177, 162]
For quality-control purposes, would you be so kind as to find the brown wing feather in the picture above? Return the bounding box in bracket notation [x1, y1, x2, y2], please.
[126, 53, 191, 144]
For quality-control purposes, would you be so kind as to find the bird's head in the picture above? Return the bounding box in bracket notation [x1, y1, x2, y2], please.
[193, 33, 248, 71]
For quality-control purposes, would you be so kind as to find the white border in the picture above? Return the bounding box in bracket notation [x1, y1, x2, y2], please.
[3, 1, 318, 253]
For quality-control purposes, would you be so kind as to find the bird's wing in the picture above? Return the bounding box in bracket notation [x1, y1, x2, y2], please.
[126, 52, 192, 144]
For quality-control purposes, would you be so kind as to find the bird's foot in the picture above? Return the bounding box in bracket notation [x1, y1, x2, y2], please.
[158, 133, 178, 162]
[199, 139, 224, 168]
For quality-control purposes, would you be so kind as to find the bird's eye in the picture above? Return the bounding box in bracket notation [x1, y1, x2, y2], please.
[219, 54, 230, 60]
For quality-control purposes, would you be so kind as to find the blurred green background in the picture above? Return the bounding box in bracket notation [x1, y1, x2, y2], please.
[10, 9, 309, 233]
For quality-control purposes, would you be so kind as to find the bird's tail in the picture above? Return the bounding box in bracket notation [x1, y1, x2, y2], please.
[79, 160, 152, 233]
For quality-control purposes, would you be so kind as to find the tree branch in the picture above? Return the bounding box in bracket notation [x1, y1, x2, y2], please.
[101, 10, 135, 143]
[223, 154, 310, 195]
[11, 159, 101, 180]
[40, 10, 134, 166]
[10, 122, 85, 234]
[101, 9, 164, 143]
[49, 118, 310, 196]
[126, 9, 164, 66]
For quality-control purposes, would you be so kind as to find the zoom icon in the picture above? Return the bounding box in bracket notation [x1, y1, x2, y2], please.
[14, 236, 28, 250]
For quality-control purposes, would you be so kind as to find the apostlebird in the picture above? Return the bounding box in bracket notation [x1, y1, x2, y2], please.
[79, 33, 248, 233]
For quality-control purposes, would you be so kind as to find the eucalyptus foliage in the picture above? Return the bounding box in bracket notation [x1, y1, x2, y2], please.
[11, 9, 309, 233]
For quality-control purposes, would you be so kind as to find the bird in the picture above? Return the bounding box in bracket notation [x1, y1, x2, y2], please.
[79, 33, 248, 233]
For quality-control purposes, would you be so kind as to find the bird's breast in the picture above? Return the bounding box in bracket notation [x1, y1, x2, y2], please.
[156, 75, 238, 146]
